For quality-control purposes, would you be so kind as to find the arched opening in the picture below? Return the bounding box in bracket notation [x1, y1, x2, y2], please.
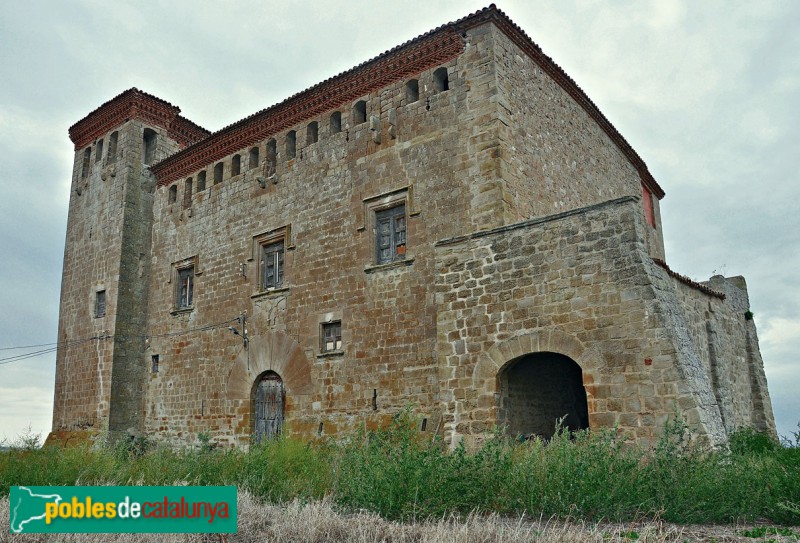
[307, 121, 318, 144]
[231, 154, 241, 176]
[266, 139, 277, 176]
[498, 352, 588, 440]
[406, 79, 419, 103]
[286, 131, 296, 159]
[251, 371, 285, 445]
[330, 111, 342, 134]
[213, 162, 223, 184]
[143, 128, 157, 165]
[353, 100, 367, 124]
[249, 146, 260, 170]
[107, 131, 118, 162]
[433, 67, 449, 92]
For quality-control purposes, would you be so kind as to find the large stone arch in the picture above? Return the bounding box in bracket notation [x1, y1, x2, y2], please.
[225, 331, 313, 442]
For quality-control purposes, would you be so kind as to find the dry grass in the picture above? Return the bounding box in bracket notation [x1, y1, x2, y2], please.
[2, 492, 798, 543]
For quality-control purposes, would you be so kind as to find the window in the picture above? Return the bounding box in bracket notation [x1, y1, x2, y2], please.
[642, 183, 656, 228]
[151, 355, 159, 373]
[330, 111, 342, 134]
[107, 131, 118, 162]
[260, 241, 285, 290]
[354, 100, 367, 124]
[375, 204, 406, 264]
[266, 139, 277, 176]
[433, 67, 449, 92]
[406, 79, 419, 103]
[197, 170, 206, 191]
[184, 178, 193, 208]
[177, 265, 194, 309]
[232, 154, 241, 176]
[307, 121, 318, 144]
[95, 139, 104, 163]
[286, 131, 296, 159]
[249, 146, 260, 170]
[321, 321, 342, 352]
[95, 290, 106, 318]
[81, 148, 91, 179]
[143, 128, 157, 165]
[168, 185, 177, 204]
[214, 162, 223, 184]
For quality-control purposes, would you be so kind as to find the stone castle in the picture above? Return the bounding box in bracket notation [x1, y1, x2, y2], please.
[50, 5, 775, 449]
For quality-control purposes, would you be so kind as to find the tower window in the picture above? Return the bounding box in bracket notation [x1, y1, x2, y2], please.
[168, 185, 177, 204]
[307, 121, 318, 144]
[232, 154, 241, 176]
[249, 147, 260, 170]
[266, 139, 277, 176]
[286, 131, 296, 159]
[330, 111, 342, 134]
[214, 162, 223, 184]
[433, 67, 449, 92]
[184, 178, 193, 208]
[143, 128, 157, 165]
[261, 240, 285, 290]
[197, 170, 206, 191]
[406, 79, 419, 103]
[81, 148, 91, 179]
[107, 131, 118, 162]
[95, 290, 106, 318]
[176, 265, 194, 309]
[375, 204, 407, 264]
[354, 100, 367, 124]
[95, 139, 104, 163]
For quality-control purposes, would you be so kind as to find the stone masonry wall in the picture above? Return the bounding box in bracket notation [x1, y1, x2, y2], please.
[489, 25, 666, 260]
[141, 23, 507, 447]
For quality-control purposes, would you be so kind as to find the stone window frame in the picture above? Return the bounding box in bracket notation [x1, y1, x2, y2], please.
[95, 289, 106, 318]
[321, 321, 342, 353]
[250, 225, 294, 298]
[316, 311, 344, 358]
[359, 186, 420, 272]
[170, 255, 200, 314]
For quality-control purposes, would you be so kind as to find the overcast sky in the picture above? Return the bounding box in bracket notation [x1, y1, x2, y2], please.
[1, 0, 797, 444]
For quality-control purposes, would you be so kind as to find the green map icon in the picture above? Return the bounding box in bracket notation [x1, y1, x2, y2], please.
[9, 486, 63, 533]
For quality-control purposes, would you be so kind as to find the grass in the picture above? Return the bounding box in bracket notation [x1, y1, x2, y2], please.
[2, 414, 799, 526]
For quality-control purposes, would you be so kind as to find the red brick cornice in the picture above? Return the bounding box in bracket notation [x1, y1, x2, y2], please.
[151, 30, 463, 186]
[68, 88, 210, 151]
[148, 4, 665, 199]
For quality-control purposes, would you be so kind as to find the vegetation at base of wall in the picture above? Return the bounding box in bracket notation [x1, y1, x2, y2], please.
[1, 416, 798, 525]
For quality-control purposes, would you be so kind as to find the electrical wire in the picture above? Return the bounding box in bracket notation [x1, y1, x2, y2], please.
[0, 316, 243, 366]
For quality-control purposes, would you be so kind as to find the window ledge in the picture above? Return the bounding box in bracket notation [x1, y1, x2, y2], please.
[316, 350, 345, 359]
[364, 257, 415, 274]
[251, 286, 291, 299]
[170, 306, 194, 316]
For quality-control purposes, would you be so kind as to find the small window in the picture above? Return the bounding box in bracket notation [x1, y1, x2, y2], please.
[197, 170, 206, 192]
[307, 121, 318, 144]
[249, 147, 260, 170]
[354, 100, 367, 124]
[433, 67, 449, 92]
[266, 139, 277, 176]
[286, 131, 296, 159]
[261, 240, 285, 290]
[214, 162, 223, 184]
[375, 204, 407, 264]
[151, 355, 159, 373]
[81, 148, 91, 179]
[330, 111, 342, 134]
[642, 183, 656, 228]
[406, 79, 419, 103]
[107, 131, 118, 162]
[95, 139, 104, 163]
[184, 178, 193, 208]
[321, 321, 342, 353]
[176, 265, 194, 309]
[143, 128, 157, 165]
[95, 290, 106, 318]
[168, 185, 177, 204]
[232, 154, 241, 176]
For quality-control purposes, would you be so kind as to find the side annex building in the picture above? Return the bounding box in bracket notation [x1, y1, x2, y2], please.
[50, 5, 775, 449]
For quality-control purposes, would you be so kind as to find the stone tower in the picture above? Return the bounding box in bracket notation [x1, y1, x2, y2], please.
[51, 90, 209, 441]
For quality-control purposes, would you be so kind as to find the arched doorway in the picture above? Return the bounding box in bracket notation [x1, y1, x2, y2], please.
[498, 352, 589, 439]
[252, 371, 285, 445]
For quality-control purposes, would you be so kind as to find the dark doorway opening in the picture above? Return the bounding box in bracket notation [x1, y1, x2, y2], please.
[498, 352, 589, 439]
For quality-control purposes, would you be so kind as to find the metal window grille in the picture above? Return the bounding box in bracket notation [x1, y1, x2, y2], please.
[95, 290, 106, 318]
